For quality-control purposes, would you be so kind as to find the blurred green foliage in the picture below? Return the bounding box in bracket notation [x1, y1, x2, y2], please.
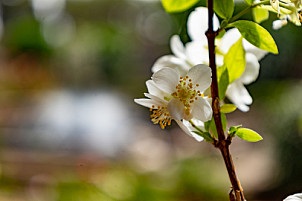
[0, 157, 229, 201]
[4, 16, 51, 55]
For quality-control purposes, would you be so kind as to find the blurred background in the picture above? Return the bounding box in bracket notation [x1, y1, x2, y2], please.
[0, 0, 301, 200]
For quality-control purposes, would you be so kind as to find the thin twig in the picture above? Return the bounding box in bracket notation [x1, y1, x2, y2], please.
[206, 0, 246, 200]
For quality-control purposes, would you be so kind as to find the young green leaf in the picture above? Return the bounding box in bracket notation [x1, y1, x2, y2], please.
[217, 65, 229, 100]
[228, 125, 242, 137]
[216, 29, 226, 39]
[224, 38, 246, 83]
[252, 7, 269, 23]
[213, 0, 234, 19]
[235, 128, 263, 142]
[220, 104, 237, 113]
[161, 0, 200, 13]
[228, 20, 278, 54]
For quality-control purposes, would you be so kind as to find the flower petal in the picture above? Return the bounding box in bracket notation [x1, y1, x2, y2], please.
[185, 41, 209, 65]
[226, 81, 252, 112]
[176, 119, 192, 135]
[183, 118, 205, 133]
[187, 7, 219, 42]
[220, 28, 268, 60]
[176, 119, 204, 142]
[134, 98, 165, 108]
[289, 11, 301, 26]
[146, 80, 170, 99]
[243, 39, 268, 60]
[167, 98, 185, 120]
[187, 64, 212, 92]
[170, 35, 187, 60]
[284, 193, 302, 201]
[190, 118, 205, 129]
[272, 19, 287, 30]
[270, 0, 280, 13]
[152, 67, 180, 93]
[239, 53, 260, 85]
[144, 93, 168, 105]
[151, 55, 190, 76]
[216, 54, 224, 67]
[219, 28, 241, 54]
[191, 97, 213, 122]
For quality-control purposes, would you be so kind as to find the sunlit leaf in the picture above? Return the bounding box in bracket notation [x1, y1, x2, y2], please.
[224, 38, 246, 83]
[252, 7, 269, 23]
[220, 104, 237, 113]
[244, 0, 253, 5]
[235, 128, 263, 142]
[228, 20, 278, 54]
[161, 0, 200, 13]
[213, 0, 234, 19]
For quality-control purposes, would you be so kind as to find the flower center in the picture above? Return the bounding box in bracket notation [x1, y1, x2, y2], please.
[171, 76, 204, 116]
[149, 105, 172, 129]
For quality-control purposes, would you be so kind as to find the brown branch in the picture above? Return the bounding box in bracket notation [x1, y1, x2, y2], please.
[206, 0, 224, 143]
[206, 0, 246, 200]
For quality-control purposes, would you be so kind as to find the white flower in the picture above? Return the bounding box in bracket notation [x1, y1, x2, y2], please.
[271, 0, 281, 14]
[152, 35, 192, 77]
[284, 193, 302, 201]
[273, 18, 288, 29]
[270, 0, 302, 28]
[151, 7, 267, 112]
[220, 28, 266, 112]
[135, 65, 213, 132]
[272, 11, 301, 29]
[277, 11, 301, 27]
[152, 7, 220, 73]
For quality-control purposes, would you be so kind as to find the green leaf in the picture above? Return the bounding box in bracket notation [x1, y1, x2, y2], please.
[204, 120, 211, 132]
[193, 131, 214, 143]
[221, 104, 237, 113]
[209, 113, 227, 138]
[252, 7, 269, 23]
[244, 0, 253, 5]
[217, 65, 229, 100]
[228, 125, 242, 137]
[213, 0, 234, 19]
[228, 20, 278, 54]
[224, 38, 246, 83]
[216, 29, 226, 39]
[209, 118, 217, 138]
[235, 128, 263, 142]
[161, 0, 200, 13]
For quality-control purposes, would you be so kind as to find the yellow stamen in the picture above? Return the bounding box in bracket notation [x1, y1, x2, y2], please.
[149, 106, 172, 129]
